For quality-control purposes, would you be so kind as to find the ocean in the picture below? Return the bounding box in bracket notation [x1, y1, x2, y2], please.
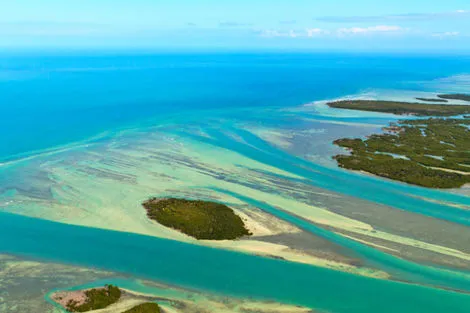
[1, 52, 470, 312]
[2, 52, 470, 161]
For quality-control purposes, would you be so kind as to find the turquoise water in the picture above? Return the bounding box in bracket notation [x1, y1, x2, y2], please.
[1, 211, 470, 313]
[1, 52, 470, 312]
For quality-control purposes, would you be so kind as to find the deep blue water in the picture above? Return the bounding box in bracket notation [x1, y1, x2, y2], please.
[2, 52, 470, 161]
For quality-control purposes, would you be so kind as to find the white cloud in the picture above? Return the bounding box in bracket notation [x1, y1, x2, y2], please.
[288, 30, 300, 38]
[337, 25, 402, 35]
[306, 28, 327, 37]
[260, 28, 328, 38]
[316, 10, 470, 23]
[432, 31, 460, 38]
[258, 24, 465, 40]
[260, 25, 403, 38]
[260, 29, 285, 37]
[260, 29, 300, 38]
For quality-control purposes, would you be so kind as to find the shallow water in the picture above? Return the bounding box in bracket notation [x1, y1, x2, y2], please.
[2, 212, 470, 313]
[1, 52, 470, 312]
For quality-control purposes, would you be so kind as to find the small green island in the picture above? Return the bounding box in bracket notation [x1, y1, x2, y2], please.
[437, 94, 470, 102]
[52, 285, 161, 313]
[415, 97, 448, 103]
[143, 198, 252, 240]
[327, 100, 470, 116]
[332, 99, 470, 188]
[54, 285, 121, 312]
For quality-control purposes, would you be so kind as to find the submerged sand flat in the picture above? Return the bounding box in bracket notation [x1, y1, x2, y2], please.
[1, 103, 470, 280]
[0, 255, 111, 313]
[2, 89, 470, 293]
[0, 117, 377, 275]
[0, 255, 312, 313]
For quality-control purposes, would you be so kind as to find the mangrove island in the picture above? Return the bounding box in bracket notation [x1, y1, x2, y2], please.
[123, 303, 161, 313]
[53, 285, 121, 312]
[334, 117, 470, 188]
[327, 100, 470, 116]
[52, 285, 162, 313]
[437, 94, 470, 102]
[143, 198, 252, 240]
[415, 97, 448, 103]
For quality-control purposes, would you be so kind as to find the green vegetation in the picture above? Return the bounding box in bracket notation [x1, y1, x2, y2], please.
[327, 100, 470, 116]
[143, 198, 251, 240]
[415, 97, 448, 103]
[123, 303, 161, 313]
[438, 94, 470, 102]
[66, 285, 121, 312]
[334, 118, 470, 188]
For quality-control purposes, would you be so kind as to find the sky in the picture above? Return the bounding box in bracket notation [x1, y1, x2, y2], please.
[1, 0, 470, 52]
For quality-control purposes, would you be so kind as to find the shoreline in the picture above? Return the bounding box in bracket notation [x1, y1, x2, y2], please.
[47, 281, 313, 313]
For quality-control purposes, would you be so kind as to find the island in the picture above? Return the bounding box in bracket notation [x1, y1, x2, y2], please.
[53, 285, 121, 312]
[415, 97, 448, 103]
[437, 94, 470, 102]
[334, 117, 470, 188]
[123, 303, 161, 313]
[52, 285, 161, 313]
[143, 198, 252, 240]
[327, 100, 470, 116]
